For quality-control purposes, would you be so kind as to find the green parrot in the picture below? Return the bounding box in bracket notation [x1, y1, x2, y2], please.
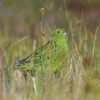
[15, 29, 68, 73]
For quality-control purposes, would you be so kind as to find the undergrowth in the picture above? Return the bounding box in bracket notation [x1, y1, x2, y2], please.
[0, 22, 100, 100]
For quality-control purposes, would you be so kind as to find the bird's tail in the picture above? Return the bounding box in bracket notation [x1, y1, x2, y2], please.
[14, 54, 33, 71]
[16, 55, 30, 65]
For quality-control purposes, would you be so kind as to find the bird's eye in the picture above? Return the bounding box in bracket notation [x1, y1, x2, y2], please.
[57, 30, 60, 34]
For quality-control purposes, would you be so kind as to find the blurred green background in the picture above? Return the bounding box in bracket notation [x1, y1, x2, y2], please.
[0, 0, 100, 38]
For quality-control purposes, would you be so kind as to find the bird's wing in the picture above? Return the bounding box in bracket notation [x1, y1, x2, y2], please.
[33, 41, 56, 67]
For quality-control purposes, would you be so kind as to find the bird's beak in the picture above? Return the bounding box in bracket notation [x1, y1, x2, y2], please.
[64, 32, 67, 37]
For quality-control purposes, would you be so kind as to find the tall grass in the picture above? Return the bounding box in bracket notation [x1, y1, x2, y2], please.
[0, 0, 100, 100]
[0, 20, 100, 100]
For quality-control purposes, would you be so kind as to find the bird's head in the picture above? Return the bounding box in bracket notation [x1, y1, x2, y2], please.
[51, 28, 67, 47]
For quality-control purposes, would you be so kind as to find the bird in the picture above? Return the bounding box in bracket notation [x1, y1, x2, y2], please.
[15, 29, 68, 75]
[14, 29, 68, 95]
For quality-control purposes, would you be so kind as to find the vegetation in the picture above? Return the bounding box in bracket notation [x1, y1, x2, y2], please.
[0, 0, 100, 100]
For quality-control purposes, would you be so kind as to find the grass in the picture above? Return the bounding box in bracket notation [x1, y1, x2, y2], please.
[0, 21, 100, 100]
[0, 0, 100, 99]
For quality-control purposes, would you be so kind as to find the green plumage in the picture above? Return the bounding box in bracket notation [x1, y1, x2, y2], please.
[15, 29, 68, 72]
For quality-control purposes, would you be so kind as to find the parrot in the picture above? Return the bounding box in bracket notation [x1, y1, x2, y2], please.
[15, 29, 68, 74]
